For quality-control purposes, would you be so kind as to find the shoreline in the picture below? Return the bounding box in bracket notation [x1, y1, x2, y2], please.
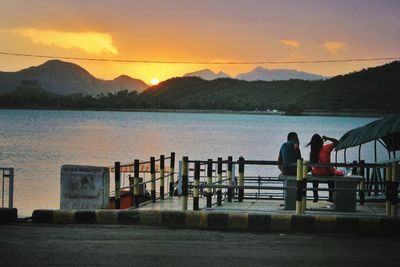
[0, 106, 392, 118]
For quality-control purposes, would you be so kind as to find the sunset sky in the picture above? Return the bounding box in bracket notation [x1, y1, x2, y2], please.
[0, 0, 399, 84]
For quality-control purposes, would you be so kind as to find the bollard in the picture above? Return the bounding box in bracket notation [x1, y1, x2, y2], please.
[182, 157, 189, 211]
[169, 152, 175, 196]
[359, 160, 365, 205]
[391, 162, 398, 218]
[227, 156, 233, 202]
[160, 155, 165, 200]
[302, 160, 308, 213]
[217, 157, 223, 206]
[296, 159, 303, 215]
[207, 159, 213, 208]
[385, 164, 392, 217]
[193, 161, 200, 211]
[238, 157, 245, 202]
[134, 159, 140, 207]
[150, 157, 156, 202]
[114, 162, 121, 209]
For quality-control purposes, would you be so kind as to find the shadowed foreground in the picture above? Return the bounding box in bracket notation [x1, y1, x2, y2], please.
[1, 224, 400, 267]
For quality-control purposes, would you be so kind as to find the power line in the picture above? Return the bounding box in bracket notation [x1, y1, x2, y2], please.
[0, 51, 399, 65]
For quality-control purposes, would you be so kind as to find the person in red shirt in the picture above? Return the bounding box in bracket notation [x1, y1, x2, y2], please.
[306, 134, 338, 202]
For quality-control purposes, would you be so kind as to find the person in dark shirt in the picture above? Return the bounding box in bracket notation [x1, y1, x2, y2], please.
[278, 132, 302, 175]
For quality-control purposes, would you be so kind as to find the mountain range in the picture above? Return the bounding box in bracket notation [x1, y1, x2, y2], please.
[142, 60, 400, 112]
[183, 67, 328, 81]
[184, 69, 230, 80]
[0, 60, 149, 95]
[0, 60, 399, 113]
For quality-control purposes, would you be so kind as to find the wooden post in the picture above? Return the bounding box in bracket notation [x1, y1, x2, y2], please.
[385, 164, 392, 217]
[193, 161, 200, 211]
[160, 155, 165, 200]
[302, 160, 308, 213]
[217, 157, 223, 206]
[296, 159, 303, 215]
[134, 159, 140, 207]
[114, 162, 121, 209]
[150, 157, 156, 202]
[207, 159, 212, 208]
[227, 156, 233, 202]
[391, 162, 398, 218]
[182, 156, 189, 211]
[169, 152, 175, 196]
[238, 157, 245, 202]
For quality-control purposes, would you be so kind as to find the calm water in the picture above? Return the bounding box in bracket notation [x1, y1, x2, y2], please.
[0, 109, 383, 216]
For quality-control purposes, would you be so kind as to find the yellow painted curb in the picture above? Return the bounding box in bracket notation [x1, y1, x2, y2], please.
[185, 211, 207, 229]
[53, 210, 75, 224]
[228, 213, 248, 230]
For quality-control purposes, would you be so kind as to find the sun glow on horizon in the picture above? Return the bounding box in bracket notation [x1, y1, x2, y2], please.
[150, 78, 159, 86]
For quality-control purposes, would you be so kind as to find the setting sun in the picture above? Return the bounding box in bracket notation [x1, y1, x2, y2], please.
[150, 78, 159, 86]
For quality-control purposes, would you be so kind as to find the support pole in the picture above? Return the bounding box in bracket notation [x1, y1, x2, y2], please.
[169, 152, 175, 196]
[134, 159, 140, 207]
[359, 160, 365, 205]
[206, 159, 212, 208]
[385, 164, 392, 217]
[8, 168, 14, 209]
[182, 156, 188, 211]
[129, 174, 134, 206]
[391, 162, 398, 218]
[114, 162, 121, 209]
[296, 159, 304, 215]
[150, 157, 156, 202]
[302, 160, 308, 213]
[227, 156, 233, 202]
[217, 157, 223, 206]
[160, 155, 165, 200]
[238, 157, 245, 202]
[193, 161, 200, 211]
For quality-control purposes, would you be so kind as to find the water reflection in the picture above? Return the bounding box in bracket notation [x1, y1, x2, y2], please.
[0, 109, 381, 216]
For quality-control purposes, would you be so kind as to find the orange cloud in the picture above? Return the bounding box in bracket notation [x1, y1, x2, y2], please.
[280, 39, 299, 48]
[1, 28, 118, 55]
[323, 41, 346, 54]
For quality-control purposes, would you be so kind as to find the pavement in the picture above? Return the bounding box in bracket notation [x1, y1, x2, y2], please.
[1, 223, 400, 267]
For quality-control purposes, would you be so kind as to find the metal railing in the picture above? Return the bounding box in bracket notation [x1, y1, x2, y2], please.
[109, 152, 176, 209]
[1, 167, 14, 208]
[178, 156, 399, 217]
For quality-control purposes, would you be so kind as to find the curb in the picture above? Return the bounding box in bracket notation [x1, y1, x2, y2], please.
[0, 208, 18, 224]
[31, 209, 400, 235]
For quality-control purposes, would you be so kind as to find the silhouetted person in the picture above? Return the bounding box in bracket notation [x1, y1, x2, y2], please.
[278, 132, 302, 175]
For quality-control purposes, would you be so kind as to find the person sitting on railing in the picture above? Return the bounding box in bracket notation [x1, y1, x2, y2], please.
[306, 134, 338, 202]
[278, 132, 302, 175]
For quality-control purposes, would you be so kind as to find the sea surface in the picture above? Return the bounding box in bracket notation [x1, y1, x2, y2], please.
[0, 109, 385, 216]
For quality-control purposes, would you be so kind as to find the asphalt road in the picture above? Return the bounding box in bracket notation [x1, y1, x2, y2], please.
[1, 224, 399, 267]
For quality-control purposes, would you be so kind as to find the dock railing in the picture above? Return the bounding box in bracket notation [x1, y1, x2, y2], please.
[110, 152, 176, 209]
[179, 156, 399, 217]
[0, 167, 14, 209]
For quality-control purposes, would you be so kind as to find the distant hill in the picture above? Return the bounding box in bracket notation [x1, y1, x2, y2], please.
[1, 60, 399, 113]
[235, 66, 328, 81]
[183, 69, 231, 80]
[142, 61, 400, 112]
[0, 60, 148, 95]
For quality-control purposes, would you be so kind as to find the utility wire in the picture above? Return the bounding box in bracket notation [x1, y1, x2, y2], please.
[0, 51, 399, 65]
